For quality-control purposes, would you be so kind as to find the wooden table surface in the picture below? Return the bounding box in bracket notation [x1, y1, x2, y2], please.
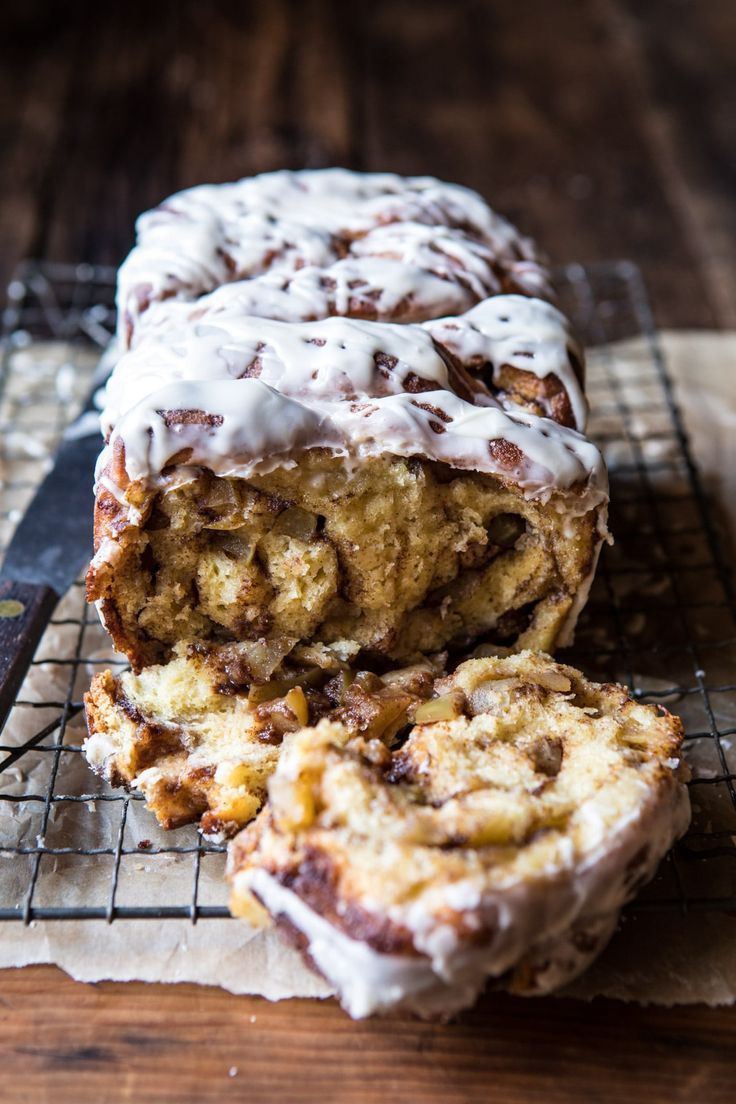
[1, 2, 736, 1101]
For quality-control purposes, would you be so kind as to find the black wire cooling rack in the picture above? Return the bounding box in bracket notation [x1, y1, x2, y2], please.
[0, 258, 734, 925]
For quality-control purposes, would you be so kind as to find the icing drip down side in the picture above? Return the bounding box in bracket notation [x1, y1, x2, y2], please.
[425, 296, 587, 433]
[102, 294, 587, 440]
[103, 377, 605, 508]
[98, 297, 606, 519]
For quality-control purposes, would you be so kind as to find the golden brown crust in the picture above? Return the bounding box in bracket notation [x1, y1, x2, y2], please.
[495, 364, 575, 427]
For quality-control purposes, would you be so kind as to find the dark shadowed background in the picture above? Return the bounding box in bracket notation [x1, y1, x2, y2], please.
[2, 0, 736, 327]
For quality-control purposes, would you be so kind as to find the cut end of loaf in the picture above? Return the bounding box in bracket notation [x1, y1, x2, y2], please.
[228, 651, 690, 1017]
[87, 452, 604, 676]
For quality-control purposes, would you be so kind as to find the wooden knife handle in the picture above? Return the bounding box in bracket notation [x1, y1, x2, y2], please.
[0, 580, 59, 734]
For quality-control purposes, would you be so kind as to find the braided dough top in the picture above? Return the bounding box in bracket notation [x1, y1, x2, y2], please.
[117, 169, 552, 346]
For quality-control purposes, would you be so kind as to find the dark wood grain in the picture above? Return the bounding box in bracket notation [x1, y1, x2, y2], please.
[1, 0, 736, 326]
[1, 966, 734, 1104]
[1, 2, 736, 1099]
[609, 0, 736, 327]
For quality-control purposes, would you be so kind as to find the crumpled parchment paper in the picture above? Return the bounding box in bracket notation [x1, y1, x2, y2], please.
[1, 332, 735, 1005]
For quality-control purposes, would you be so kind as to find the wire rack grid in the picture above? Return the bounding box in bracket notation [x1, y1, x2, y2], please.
[0, 259, 734, 926]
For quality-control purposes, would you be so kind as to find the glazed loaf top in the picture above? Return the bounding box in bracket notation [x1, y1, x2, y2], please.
[98, 293, 605, 519]
[117, 169, 552, 346]
[102, 170, 606, 525]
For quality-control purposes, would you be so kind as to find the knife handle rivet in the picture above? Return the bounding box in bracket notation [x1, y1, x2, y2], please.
[0, 599, 25, 618]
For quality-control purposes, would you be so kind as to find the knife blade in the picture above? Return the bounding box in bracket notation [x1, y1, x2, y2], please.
[0, 384, 104, 734]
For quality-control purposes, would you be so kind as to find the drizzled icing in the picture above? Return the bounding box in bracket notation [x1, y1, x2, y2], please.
[102, 294, 586, 436]
[426, 296, 587, 432]
[99, 296, 605, 516]
[118, 169, 551, 345]
[101, 316, 452, 438]
[106, 378, 603, 503]
[104, 170, 603, 519]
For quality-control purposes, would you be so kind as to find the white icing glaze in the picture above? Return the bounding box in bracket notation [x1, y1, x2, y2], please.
[99, 296, 601, 514]
[117, 169, 551, 344]
[245, 868, 477, 1019]
[134, 252, 486, 336]
[101, 315, 453, 437]
[110, 293, 586, 432]
[106, 170, 598, 517]
[101, 376, 606, 514]
[426, 295, 587, 431]
[108, 378, 328, 484]
[237, 774, 690, 1018]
